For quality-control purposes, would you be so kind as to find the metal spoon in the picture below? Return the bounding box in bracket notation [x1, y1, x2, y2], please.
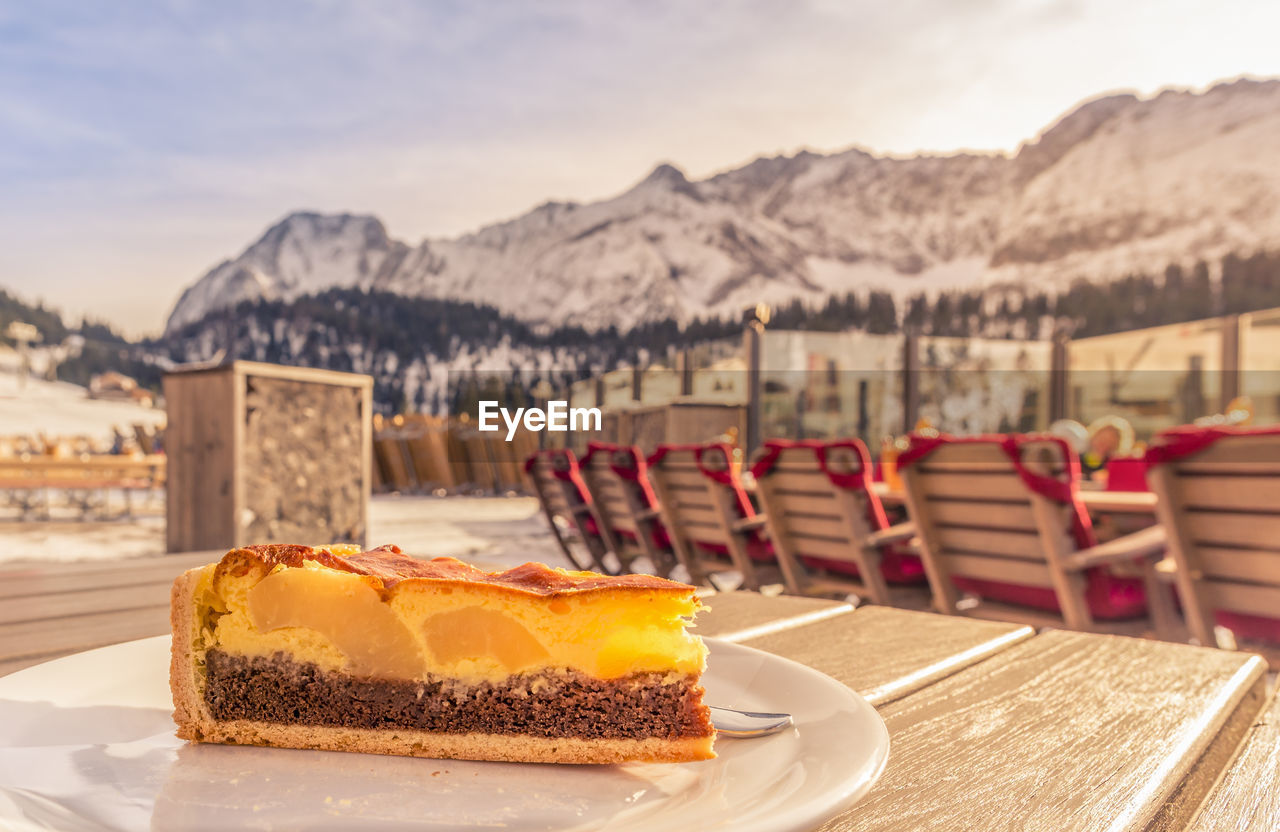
[709, 705, 793, 738]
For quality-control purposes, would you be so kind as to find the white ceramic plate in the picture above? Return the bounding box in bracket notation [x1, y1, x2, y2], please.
[0, 636, 888, 831]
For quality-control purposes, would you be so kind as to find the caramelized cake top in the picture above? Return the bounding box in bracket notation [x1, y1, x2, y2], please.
[219, 543, 695, 596]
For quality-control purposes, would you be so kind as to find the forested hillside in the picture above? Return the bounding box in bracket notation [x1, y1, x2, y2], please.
[5, 249, 1277, 412]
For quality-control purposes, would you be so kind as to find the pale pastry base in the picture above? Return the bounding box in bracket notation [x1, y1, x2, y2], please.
[169, 567, 716, 765]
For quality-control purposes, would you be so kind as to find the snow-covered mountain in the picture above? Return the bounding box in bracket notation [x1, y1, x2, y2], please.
[167, 214, 409, 332]
[166, 77, 1280, 334]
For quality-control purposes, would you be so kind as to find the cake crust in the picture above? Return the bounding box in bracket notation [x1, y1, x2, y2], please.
[170, 566, 206, 742]
[180, 718, 714, 765]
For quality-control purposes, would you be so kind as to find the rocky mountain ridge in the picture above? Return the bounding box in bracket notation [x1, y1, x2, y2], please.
[166, 77, 1280, 334]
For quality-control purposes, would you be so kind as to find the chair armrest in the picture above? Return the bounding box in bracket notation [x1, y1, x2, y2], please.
[733, 515, 768, 533]
[1062, 525, 1167, 571]
[863, 521, 916, 550]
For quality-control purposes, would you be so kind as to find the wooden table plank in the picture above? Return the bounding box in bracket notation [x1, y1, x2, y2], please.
[0, 605, 172, 673]
[1078, 490, 1158, 514]
[0, 551, 219, 599]
[0, 554, 221, 676]
[695, 591, 853, 639]
[815, 630, 1266, 832]
[872, 482, 904, 505]
[0, 582, 179, 625]
[1187, 688, 1280, 831]
[742, 606, 1034, 706]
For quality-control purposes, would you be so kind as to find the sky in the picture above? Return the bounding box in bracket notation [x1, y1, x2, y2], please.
[2, 0, 1279, 336]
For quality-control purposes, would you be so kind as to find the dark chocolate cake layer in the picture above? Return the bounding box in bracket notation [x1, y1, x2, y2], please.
[203, 650, 712, 740]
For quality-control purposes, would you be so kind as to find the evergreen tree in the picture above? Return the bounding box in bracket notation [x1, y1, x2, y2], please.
[865, 291, 898, 334]
[930, 293, 953, 336]
[904, 294, 928, 331]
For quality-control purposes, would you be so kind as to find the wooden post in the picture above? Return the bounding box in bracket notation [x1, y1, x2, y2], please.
[1221, 314, 1240, 411]
[678, 349, 694, 397]
[745, 322, 763, 453]
[1049, 333, 1069, 423]
[902, 329, 919, 434]
[1183, 355, 1206, 423]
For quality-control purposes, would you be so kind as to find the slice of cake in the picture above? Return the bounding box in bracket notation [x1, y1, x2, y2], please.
[170, 544, 715, 764]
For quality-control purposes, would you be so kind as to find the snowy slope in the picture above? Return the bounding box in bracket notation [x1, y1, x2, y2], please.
[167, 213, 409, 332]
[991, 78, 1280, 286]
[0, 373, 165, 440]
[165, 78, 1280, 333]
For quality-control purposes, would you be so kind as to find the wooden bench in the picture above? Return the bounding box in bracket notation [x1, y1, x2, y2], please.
[0, 454, 165, 519]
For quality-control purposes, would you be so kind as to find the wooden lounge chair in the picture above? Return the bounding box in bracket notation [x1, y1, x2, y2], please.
[749, 439, 923, 602]
[498, 431, 539, 492]
[578, 442, 678, 577]
[898, 433, 1174, 632]
[523, 449, 615, 574]
[401, 417, 456, 492]
[1145, 426, 1280, 652]
[646, 443, 776, 590]
[463, 432, 499, 491]
[373, 435, 416, 492]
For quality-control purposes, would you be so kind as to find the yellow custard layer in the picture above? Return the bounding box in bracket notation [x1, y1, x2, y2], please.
[196, 560, 707, 684]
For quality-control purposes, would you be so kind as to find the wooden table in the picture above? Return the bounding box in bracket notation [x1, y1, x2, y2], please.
[696, 593, 1272, 831]
[3, 573, 1274, 829]
[872, 482, 1158, 514]
[0, 551, 219, 676]
[1188, 687, 1280, 831]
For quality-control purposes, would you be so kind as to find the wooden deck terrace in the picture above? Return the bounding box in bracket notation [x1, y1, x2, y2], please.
[0, 551, 219, 677]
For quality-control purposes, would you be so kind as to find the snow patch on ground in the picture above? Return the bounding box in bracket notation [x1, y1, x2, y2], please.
[0, 374, 165, 442]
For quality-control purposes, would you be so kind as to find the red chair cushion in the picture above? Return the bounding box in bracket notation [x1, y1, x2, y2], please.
[1218, 611, 1280, 643]
[1105, 458, 1150, 492]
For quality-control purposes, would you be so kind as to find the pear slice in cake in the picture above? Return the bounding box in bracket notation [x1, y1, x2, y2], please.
[170, 544, 715, 764]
